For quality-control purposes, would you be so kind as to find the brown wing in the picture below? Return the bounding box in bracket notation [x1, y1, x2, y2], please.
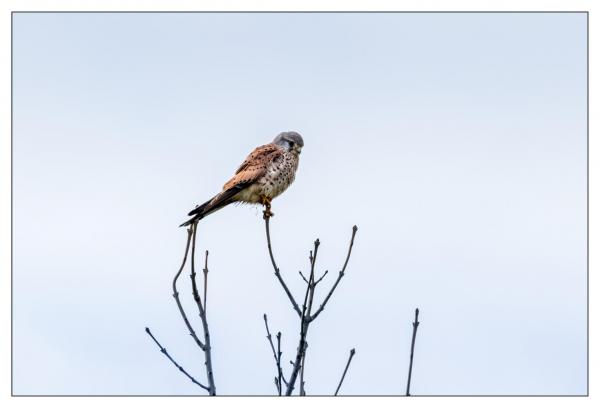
[223, 143, 283, 190]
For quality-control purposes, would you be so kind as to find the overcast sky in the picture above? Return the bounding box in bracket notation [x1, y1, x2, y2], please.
[13, 12, 587, 395]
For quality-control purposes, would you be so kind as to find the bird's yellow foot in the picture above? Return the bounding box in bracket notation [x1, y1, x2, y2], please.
[261, 197, 274, 219]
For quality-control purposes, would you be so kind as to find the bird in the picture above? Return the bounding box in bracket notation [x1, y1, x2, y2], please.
[180, 131, 304, 227]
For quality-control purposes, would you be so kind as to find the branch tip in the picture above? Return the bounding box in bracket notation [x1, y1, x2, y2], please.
[145, 326, 209, 391]
[334, 347, 357, 396]
[406, 306, 421, 396]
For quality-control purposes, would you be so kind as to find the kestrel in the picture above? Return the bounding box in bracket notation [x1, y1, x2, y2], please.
[180, 131, 304, 227]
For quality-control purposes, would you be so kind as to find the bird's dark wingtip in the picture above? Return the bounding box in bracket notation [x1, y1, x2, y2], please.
[179, 218, 195, 227]
[179, 213, 204, 227]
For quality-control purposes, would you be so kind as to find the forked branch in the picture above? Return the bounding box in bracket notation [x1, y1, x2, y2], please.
[285, 240, 319, 395]
[308, 225, 358, 323]
[148, 222, 216, 395]
[189, 224, 216, 395]
[263, 213, 358, 396]
[171, 227, 205, 350]
[263, 313, 286, 395]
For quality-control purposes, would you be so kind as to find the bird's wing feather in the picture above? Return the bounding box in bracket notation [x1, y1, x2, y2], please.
[187, 183, 248, 217]
[181, 182, 251, 226]
[201, 183, 249, 215]
[223, 143, 283, 190]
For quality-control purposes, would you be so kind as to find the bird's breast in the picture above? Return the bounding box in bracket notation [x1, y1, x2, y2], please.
[260, 152, 299, 198]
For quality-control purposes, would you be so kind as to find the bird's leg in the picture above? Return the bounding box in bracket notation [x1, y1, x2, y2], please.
[262, 196, 274, 219]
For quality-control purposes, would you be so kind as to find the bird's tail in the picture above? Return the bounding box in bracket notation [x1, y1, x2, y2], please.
[179, 199, 212, 227]
[179, 185, 246, 227]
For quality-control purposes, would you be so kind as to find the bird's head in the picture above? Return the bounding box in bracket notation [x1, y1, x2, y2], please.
[273, 131, 304, 155]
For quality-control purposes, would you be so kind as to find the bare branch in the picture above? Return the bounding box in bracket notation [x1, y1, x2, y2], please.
[299, 346, 307, 396]
[314, 270, 329, 286]
[263, 216, 359, 396]
[203, 250, 209, 313]
[287, 281, 311, 395]
[277, 332, 286, 389]
[145, 327, 209, 391]
[309, 226, 358, 322]
[286, 240, 319, 395]
[298, 271, 309, 284]
[172, 226, 205, 350]
[306, 240, 320, 318]
[263, 314, 286, 395]
[190, 224, 217, 395]
[264, 216, 302, 317]
[285, 277, 311, 394]
[334, 348, 356, 396]
[262, 314, 279, 370]
[406, 308, 420, 396]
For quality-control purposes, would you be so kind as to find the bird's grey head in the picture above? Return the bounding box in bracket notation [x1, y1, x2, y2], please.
[273, 131, 304, 155]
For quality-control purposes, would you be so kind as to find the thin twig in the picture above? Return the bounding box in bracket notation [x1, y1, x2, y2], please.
[203, 250, 209, 313]
[145, 327, 209, 391]
[314, 270, 329, 286]
[406, 308, 420, 396]
[190, 224, 217, 395]
[306, 244, 320, 317]
[172, 226, 205, 349]
[264, 216, 302, 317]
[263, 314, 286, 395]
[334, 348, 356, 396]
[308, 226, 358, 323]
[277, 332, 285, 390]
[298, 271, 309, 284]
[263, 314, 279, 370]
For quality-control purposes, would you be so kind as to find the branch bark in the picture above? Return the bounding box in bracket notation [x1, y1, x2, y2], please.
[299, 350, 307, 396]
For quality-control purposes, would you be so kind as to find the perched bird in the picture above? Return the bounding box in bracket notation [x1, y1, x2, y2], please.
[180, 131, 304, 227]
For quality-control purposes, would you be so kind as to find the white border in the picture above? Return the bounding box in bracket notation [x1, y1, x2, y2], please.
[1, 1, 596, 407]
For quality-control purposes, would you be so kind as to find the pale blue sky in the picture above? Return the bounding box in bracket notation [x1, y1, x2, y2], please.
[13, 12, 587, 395]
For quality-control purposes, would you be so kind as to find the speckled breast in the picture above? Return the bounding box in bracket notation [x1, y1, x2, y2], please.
[259, 151, 299, 199]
